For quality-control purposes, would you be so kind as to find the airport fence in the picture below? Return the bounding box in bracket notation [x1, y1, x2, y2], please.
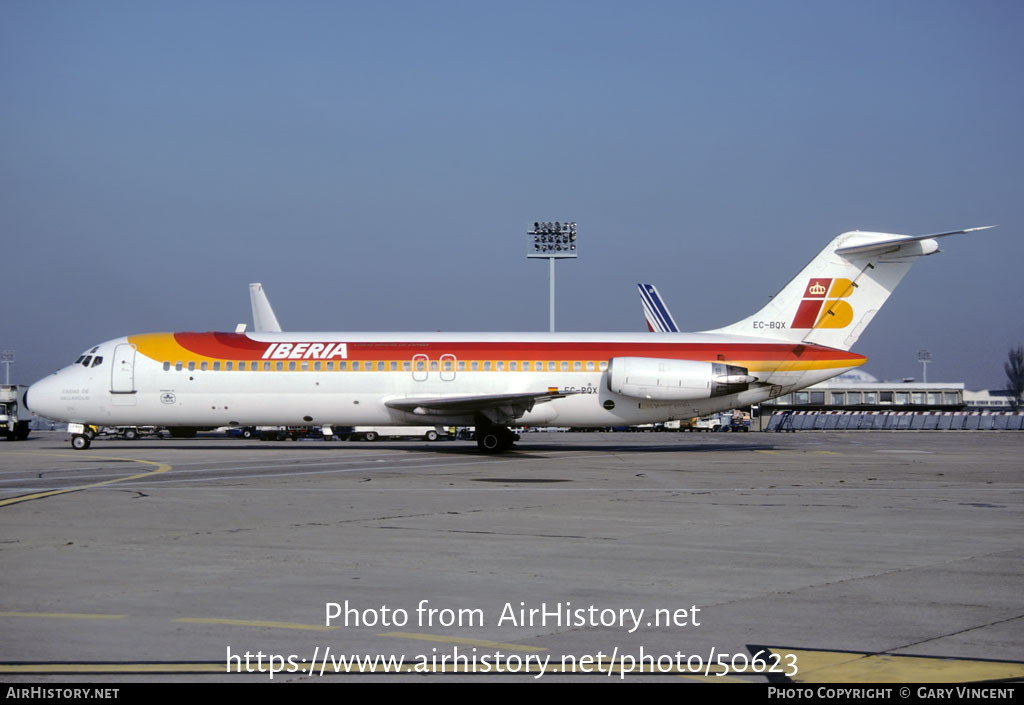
[764, 410, 1024, 432]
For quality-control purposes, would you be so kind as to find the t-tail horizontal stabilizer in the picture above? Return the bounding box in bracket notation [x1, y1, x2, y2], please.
[706, 226, 995, 351]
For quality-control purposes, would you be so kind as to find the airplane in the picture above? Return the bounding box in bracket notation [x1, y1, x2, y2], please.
[249, 282, 282, 333]
[25, 226, 993, 453]
[639, 283, 680, 333]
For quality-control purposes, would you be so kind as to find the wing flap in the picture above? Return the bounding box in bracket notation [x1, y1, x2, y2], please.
[385, 390, 577, 423]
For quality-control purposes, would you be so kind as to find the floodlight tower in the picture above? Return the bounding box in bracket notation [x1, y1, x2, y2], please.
[1, 350, 13, 385]
[918, 349, 931, 384]
[527, 221, 577, 332]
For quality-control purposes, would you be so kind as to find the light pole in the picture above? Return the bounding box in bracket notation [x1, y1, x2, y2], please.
[918, 349, 931, 384]
[528, 221, 577, 332]
[1, 350, 13, 386]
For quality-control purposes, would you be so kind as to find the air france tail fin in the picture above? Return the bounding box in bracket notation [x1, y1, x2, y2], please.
[638, 283, 680, 333]
[706, 227, 994, 351]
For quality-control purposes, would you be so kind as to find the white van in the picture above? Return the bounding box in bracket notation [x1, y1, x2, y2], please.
[347, 426, 449, 441]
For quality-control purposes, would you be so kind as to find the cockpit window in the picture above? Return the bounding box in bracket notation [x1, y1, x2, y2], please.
[90, 346, 99, 353]
[91, 356, 103, 367]
[82, 356, 93, 367]
[75, 356, 85, 364]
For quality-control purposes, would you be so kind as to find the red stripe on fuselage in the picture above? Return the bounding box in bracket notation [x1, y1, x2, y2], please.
[168, 332, 864, 366]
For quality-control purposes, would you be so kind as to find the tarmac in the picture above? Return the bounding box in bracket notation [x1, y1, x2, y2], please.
[1, 430, 1022, 682]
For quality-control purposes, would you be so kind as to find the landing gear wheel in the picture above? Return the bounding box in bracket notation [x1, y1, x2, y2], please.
[476, 426, 516, 453]
[71, 434, 91, 450]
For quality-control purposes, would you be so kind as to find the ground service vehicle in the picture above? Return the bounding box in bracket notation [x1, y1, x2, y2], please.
[0, 385, 30, 441]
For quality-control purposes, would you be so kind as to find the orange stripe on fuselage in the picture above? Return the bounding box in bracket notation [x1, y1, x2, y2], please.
[128, 332, 866, 372]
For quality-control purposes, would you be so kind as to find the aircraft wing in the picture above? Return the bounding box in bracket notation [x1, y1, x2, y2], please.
[385, 390, 578, 424]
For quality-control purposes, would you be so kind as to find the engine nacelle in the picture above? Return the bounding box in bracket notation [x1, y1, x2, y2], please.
[606, 357, 756, 401]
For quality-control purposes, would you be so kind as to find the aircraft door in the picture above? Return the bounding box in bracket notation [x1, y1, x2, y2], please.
[111, 344, 137, 394]
[412, 354, 428, 382]
[440, 354, 456, 382]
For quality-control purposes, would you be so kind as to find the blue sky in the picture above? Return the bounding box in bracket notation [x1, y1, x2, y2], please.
[3, 0, 1022, 389]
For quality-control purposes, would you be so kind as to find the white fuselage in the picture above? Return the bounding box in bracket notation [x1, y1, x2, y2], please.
[27, 330, 865, 429]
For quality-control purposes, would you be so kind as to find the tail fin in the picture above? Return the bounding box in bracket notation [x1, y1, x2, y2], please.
[638, 283, 680, 333]
[707, 227, 994, 351]
[249, 283, 282, 333]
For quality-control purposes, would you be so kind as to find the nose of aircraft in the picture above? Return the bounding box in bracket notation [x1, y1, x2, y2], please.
[25, 374, 62, 420]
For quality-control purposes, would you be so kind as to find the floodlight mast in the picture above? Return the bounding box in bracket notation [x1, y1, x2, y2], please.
[527, 221, 577, 332]
[918, 349, 932, 384]
[1, 350, 13, 386]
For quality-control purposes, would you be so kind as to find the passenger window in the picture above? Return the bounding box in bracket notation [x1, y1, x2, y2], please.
[496, 361, 504, 371]
[163, 362, 170, 371]
[586, 361, 595, 371]
[573, 361, 581, 371]
[213, 362, 221, 371]
[377, 361, 385, 371]
[200, 361, 208, 371]
[390, 361, 397, 371]
[187, 361, 196, 371]
[175, 362, 183, 371]
[314, 361, 321, 371]
[599, 361, 608, 371]
[276, 362, 284, 371]
[471, 361, 479, 371]
[340, 361, 347, 370]
[352, 361, 360, 371]
[288, 361, 296, 371]
[561, 362, 568, 371]
[430, 361, 438, 371]
[484, 361, 491, 371]
[226, 361, 233, 371]
[547, 361, 555, 371]
[402, 361, 410, 371]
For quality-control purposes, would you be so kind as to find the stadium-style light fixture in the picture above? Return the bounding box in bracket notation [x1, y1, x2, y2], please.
[527, 221, 577, 332]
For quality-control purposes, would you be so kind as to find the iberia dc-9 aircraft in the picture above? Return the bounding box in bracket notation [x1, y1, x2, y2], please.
[26, 227, 991, 452]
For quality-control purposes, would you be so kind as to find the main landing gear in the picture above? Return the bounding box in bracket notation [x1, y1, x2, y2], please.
[475, 425, 517, 453]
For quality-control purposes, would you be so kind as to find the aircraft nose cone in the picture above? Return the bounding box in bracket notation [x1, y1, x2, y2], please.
[26, 376, 61, 420]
